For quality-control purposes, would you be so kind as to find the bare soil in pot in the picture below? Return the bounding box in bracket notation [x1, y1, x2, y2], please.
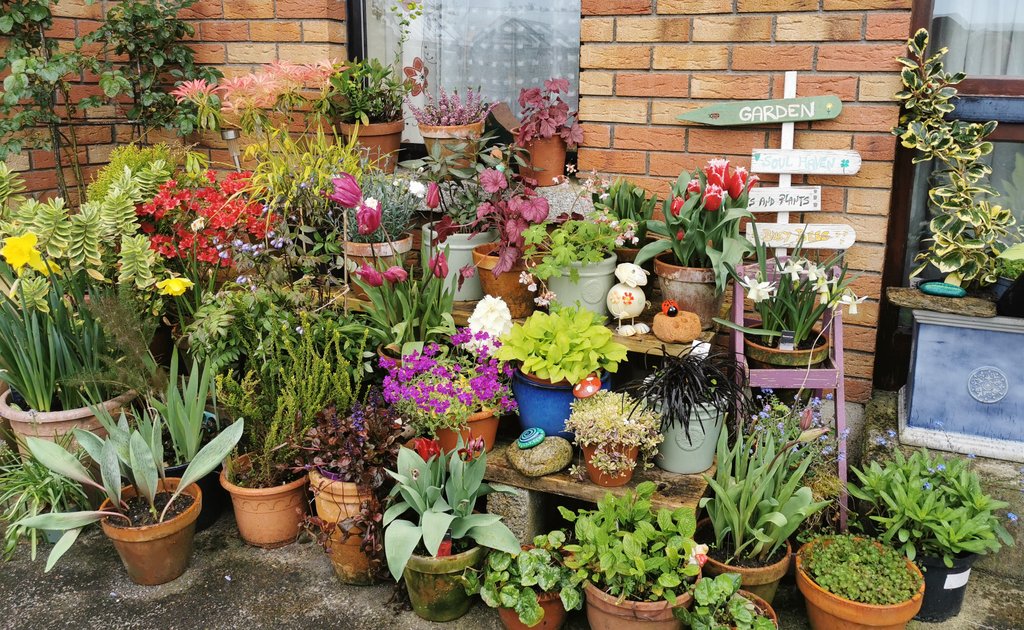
[220, 455, 309, 548]
[472, 243, 536, 319]
[435, 408, 499, 453]
[697, 519, 791, 604]
[653, 256, 724, 330]
[584, 581, 692, 630]
[338, 119, 404, 174]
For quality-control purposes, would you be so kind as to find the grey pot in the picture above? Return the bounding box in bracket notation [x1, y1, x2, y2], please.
[547, 253, 618, 316]
[655, 404, 723, 474]
[422, 223, 498, 302]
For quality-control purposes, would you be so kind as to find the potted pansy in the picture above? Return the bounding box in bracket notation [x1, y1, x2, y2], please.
[635, 159, 757, 328]
[515, 78, 583, 187]
[407, 87, 496, 169]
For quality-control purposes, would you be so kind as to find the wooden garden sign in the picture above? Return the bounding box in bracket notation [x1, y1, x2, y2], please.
[678, 95, 842, 126]
[747, 186, 821, 213]
[751, 149, 861, 175]
[746, 223, 856, 250]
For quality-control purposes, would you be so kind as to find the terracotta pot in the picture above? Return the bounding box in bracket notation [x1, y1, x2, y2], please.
[519, 135, 567, 187]
[581, 443, 639, 487]
[338, 119, 404, 174]
[584, 581, 692, 630]
[653, 255, 723, 330]
[404, 545, 486, 622]
[419, 121, 484, 170]
[99, 477, 201, 586]
[343, 233, 414, 299]
[0, 383, 16, 453]
[698, 519, 791, 604]
[0, 389, 135, 454]
[744, 334, 830, 369]
[309, 468, 374, 585]
[796, 539, 924, 630]
[435, 408, 500, 453]
[740, 589, 780, 627]
[220, 455, 309, 548]
[472, 243, 536, 319]
[498, 590, 568, 630]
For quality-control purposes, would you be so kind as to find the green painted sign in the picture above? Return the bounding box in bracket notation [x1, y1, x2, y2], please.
[677, 95, 843, 126]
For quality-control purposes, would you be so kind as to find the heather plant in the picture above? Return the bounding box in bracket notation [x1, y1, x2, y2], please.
[515, 78, 583, 147]
[800, 535, 922, 606]
[565, 390, 662, 478]
[407, 87, 497, 127]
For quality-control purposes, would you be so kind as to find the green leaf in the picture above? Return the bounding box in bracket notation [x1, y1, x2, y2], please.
[129, 431, 159, 508]
[44, 528, 82, 572]
[25, 437, 96, 489]
[422, 510, 456, 556]
[99, 440, 122, 508]
[384, 519, 422, 581]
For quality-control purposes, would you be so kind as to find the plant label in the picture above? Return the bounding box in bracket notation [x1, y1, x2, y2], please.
[751, 149, 861, 175]
[944, 569, 971, 590]
[747, 186, 821, 213]
[779, 331, 796, 351]
[747, 223, 856, 250]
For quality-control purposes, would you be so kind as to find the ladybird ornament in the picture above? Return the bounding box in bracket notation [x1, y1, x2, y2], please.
[607, 263, 649, 336]
[573, 373, 603, 399]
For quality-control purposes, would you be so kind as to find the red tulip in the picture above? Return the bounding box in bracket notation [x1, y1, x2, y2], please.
[356, 263, 384, 287]
[412, 437, 441, 461]
[702, 184, 724, 211]
[328, 173, 361, 208]
[703, 159, 729, 189]
[383, 266, 408, 283]
[356, 199, 382, 235]
[670, 196, 685, 216]
[426, 182, 441, 209]
[728, 166, 749, 200]
[685, 178, 701, 197]
[428, 252, 448, 279]
[676, 229, 685, 241]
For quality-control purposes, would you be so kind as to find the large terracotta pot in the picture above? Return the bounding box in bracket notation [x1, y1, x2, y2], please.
[519, 135, 567, 187]
[472, 243, 536, 319]
[698, 519, 791, 604]
[404, 545, 486, 622]
[0, 389, 135, 453]
[435, 408, 499, 453]
[338, 119, 404, 174]
[584, 582, 692, 630]
[581, 443, 639, 487]
[744, 335, 830, 369]
[653, 255, 723, 330]
[343, 233, 414, 299]
[796, 539, 924, 630]
[99, 477, 201, 586]
[498, 590, 568, 630]
[220, 456, 309, 548]
[309, 468, 374, 585]
[419, 121, 484, 170]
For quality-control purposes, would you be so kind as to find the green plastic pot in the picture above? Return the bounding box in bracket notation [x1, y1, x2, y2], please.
[547, 253, 617, 316]
[404, 546, 486, 622]
[655, 404, 722, 475]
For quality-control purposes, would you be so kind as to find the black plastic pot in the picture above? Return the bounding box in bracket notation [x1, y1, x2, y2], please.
[164, 463, 227, 532]
[915, 553, 978, 622]
[997, 274, 1024, 317]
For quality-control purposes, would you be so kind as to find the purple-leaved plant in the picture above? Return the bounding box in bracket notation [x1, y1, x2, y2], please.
[515, 78, 583, 147]
[407, 87, 497, 126]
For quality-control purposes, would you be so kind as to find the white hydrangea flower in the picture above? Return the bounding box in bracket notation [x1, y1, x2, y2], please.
[467, 295, 513, 351]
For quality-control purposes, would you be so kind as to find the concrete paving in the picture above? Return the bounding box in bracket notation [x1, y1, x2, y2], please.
[2, 513, 1022, 630]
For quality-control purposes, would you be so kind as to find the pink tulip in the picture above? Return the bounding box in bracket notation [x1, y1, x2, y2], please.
[426, 182, 441, 209]
[356, 264, 384, 287]
[703, 184, 724, 212]
[383, 266, 408, 283]
[428, 252, 449, 279]
[329, 173, 361, 208]
[356, 200, 382, 235]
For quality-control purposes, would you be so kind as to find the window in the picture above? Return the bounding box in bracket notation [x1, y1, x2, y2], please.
[355, 1, 581, 142]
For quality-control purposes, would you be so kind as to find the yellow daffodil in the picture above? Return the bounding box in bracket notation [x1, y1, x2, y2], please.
[1, 233, 48, 275]
[156, 277, 194, 296]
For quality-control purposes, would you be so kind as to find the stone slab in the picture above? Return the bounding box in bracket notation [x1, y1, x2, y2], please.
[887, 287, 996, 318]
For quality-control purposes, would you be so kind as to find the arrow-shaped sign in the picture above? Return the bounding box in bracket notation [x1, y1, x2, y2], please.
[678, 95, 843, 126]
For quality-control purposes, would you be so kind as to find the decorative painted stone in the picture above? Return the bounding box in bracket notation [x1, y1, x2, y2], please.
[573, 373, 602, 399]
[507, 436, 573, 477]
[919, 281, 967, 298]
[653, 310, 701, 343]
[517, 428, 546, 449]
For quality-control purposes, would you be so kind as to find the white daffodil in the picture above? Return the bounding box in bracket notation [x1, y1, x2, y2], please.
[466, 296, 513, 352]
[815, 274, 837, 297]
[805, 263, 826, 284]
[780, 259, 804, 282]
[742, 276, 776, 303]
[837, 291, 868, 315]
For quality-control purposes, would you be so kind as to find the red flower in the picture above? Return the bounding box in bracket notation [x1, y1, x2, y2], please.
[685, 178, 701, 197]
[727, 166, 750, 200]
[703, 158, 729, 189]
[425, 182, 441, 209]
[412, 437, 441, 461]
[703, 184, 724, 211]
[670, 196, 685, 216]
[356, 264, 384, 287]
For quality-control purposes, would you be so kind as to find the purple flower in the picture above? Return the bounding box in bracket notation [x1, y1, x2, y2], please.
[383, 266, 408, 284]
[329, 173, 361, 207]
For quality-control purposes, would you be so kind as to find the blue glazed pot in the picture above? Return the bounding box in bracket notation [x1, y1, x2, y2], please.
[512, 370, 611, 438]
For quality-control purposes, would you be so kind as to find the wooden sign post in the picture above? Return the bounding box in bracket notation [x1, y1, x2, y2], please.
[751, 149, 862, 176]
[747, 186, 821, 213]
[678, 95, 843, 126]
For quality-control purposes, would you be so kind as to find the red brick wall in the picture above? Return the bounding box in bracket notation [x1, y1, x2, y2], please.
[4, 0, 346, 201]
[577, 0, 913, 402]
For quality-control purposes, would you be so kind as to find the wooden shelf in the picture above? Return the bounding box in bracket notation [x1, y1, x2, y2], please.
[483, 439, 711, 511]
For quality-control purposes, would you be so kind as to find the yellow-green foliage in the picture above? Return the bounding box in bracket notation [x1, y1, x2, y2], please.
[118, 234, 159, 289]
[86, 143, 181, 202]
[0, 164, 26, 216]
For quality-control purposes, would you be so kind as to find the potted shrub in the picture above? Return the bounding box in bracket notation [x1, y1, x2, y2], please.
[16, 416, 242, 584]
[628, 345, 751, 475]
[561, 481, 705, 629]
[514, 78, 582, 187]
[218, 318, 362, 548]
[593, 178, 659, 266]
[635, 160, 756, 328]
[564, 390, 661, 487]
[521, 211, 637, 316]
[331, 58, 408, 173]
[496, 306, 628, 436]
[381, 328, 515, 452]
[408, 87, 496, 170]
[292, 392, 405, 584]
[849, 448, 1014, 621]
[699, 421, 830, 603]
[383, 439, 520, 622]
[796, 534, 925, 630]
[675, 573, 778, 629]
[715, 229, 861, 369]
[463, 532, 584, 630]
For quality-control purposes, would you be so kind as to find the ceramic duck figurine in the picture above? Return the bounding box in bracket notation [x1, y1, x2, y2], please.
[606, 263, 651, 336]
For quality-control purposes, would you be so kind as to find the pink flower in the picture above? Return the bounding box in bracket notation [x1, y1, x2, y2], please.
[480, 169, 508, 194]
[356, 264, 384, 287]
[426, 182, 440, 209]
[704, 159, 729, 189]
[728, 166, 749, 200]
[428, 252, 448, 279]
[383, 266, 408, 283]
[329, 174, 361, 208]
[544, 77, 570, 94]
[170, 79, 216, 104]
[356, 199, 382, 235]
[685, 178, 701, 197]
[703, 184, 724, 211]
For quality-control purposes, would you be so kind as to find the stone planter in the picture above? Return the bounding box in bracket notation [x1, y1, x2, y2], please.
[0, 389, 135, 454]
[546, 253, 618, 317]
[421, 223, 497, 301]
[653, 256, 723, 330]
[338, 119, 404, 173]
[655, 404, 722, 475]
[404, 545, 486, 622]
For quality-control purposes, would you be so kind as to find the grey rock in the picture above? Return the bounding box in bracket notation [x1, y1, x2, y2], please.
[886, 287, 996, 318]
[506, 437, 573, 477]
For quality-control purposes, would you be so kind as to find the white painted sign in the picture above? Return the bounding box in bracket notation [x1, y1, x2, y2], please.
[747, 223, 856, 250]
[751, 149, 862, 175]
[747, 186, 821, 213]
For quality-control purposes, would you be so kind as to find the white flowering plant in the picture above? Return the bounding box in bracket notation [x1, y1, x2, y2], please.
[715, 227, 863, 349]
[564, 390, 662, 478]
